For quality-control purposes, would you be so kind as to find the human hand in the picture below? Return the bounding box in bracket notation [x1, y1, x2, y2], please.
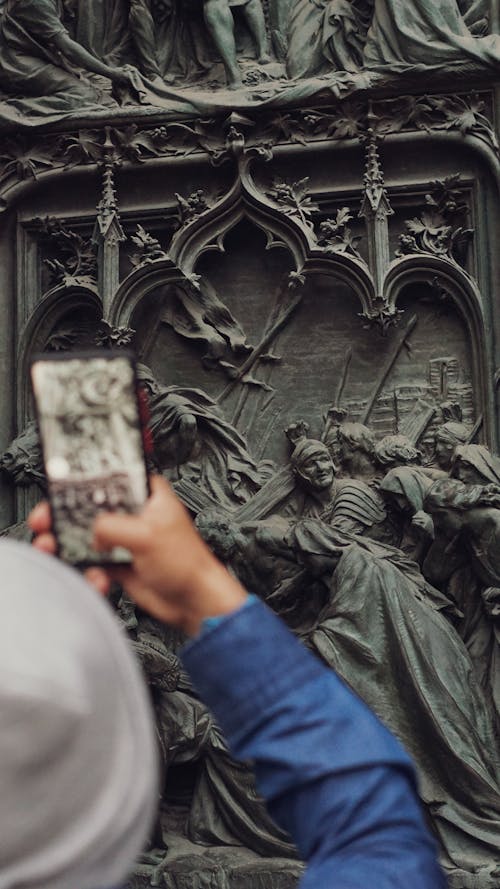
[28, 500, 111, 594]
[93, 475, 248, 633]
[30, 476, 247, 636]
[109, 65, 137, 85]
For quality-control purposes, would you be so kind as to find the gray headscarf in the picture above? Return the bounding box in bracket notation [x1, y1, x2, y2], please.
[0, 540, 158, 889]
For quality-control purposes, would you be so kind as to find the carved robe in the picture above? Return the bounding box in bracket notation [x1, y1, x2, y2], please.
[75, 0, 129, 64]
[148, 385, 266, 506]
[287, 0, 373, 78]
[0, 0, 109, 109]
[364, 0, 500, 71]
[297, 523, 500, 885]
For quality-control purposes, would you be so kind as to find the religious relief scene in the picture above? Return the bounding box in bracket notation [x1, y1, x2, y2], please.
[0, 0, 500, 125]
[0, 0, 500, 886]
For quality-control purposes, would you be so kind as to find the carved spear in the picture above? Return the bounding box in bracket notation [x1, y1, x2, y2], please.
[361, 314, 418, 425]
[217, 275, 304, 406]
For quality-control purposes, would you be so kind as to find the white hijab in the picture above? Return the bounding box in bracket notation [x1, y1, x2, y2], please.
[0, 540, 158, 889]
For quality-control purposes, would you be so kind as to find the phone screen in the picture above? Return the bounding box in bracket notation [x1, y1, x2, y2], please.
[31, 351, 149, 566]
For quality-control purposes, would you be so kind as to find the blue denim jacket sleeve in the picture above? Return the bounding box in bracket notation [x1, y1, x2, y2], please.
[181, 597, 446, 889]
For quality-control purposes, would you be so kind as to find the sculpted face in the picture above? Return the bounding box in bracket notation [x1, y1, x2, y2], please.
[435, 435, 455, 469]
[297, 450, 335, 492]
[453, 463, 482, 486]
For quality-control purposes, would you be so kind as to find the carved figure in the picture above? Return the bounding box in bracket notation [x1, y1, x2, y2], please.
[0, 0, 133, 111]
[286, 0, 373, 78]
[195, 508, 300, 600]
[451, 443, 500, 486]
[138, 364, 267, 506]
[434, 419, 471, 470]
[286, 424, 392, 543]
[126, 0, 270, 87]
[0, 419, 44, 488]
[133, 629, 296, 861]
[379, 465, 445, 564]
[203, 0, 271, 88]
[364, 0, 500, 72]
[288, 518, 500, 886]
[335, 421, 378, 481]
[128, 1, 157, 80]
[288, 428, 337, 512]
[423, 478, 500, 737]
[74, 0, 130, 65]
[374, 434, 422, 470]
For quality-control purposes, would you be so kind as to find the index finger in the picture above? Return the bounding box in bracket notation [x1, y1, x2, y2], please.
[28, 501, 52, 534]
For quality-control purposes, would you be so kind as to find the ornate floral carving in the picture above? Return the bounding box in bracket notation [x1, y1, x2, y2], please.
[301, 103, 366, 141]
[130, 225, 169, 266]
[175, 189, 211, 226]
[36, 217, 97, 288]
[359, 298, 404, 336]
[94, 320, 136, 349]
[369, 93, 498, 157]
[396, 174, 474, 267]
[317, 209, 362, 259]
[0, 136, 56, 188]
[266, 177, 319, 229]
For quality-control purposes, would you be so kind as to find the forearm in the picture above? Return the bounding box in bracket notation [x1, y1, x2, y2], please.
[53, 33, 119, 79]
[181, 599, 445, 888]
[173, 555, 248, 636]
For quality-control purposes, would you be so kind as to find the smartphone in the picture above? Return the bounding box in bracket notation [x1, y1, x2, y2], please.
[30, 350, 150, 566]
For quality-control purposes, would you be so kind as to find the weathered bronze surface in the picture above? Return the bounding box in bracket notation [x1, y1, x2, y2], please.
[1, 2, 500, 886]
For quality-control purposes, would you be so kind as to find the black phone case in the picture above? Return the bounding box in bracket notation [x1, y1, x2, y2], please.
[30, 349, 151, 567]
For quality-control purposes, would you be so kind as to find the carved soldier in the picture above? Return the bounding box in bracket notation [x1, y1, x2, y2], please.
[285, 423, 392, 543]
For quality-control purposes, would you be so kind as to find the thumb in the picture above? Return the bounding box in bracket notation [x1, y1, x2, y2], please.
[93, 511, 150, 554]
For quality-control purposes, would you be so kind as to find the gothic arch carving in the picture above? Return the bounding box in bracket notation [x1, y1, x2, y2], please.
[17, 283, 100, 417]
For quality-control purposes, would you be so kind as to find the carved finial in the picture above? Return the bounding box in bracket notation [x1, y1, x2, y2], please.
[92, 128, 125, 316]
[93, 128, 123, 239]
[360, 129, 393, 217]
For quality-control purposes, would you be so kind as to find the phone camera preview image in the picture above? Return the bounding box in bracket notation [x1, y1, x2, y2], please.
[31, 353, 149, 566]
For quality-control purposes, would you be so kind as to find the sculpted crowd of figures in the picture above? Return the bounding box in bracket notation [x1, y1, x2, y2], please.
[0, 0, 499, 120]
[2, 360, 500, 888]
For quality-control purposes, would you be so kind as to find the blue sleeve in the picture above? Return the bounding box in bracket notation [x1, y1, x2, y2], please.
[181, 598, 446, 889]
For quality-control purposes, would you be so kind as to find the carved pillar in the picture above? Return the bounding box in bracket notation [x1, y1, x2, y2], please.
[92, 131, 125, 319]
[359, 129, 394, 301]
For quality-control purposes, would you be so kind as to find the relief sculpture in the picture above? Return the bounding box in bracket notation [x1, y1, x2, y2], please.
[0, 5, 498, 880]
[0, 0, 499, 125]
[4, 246, 500, 886]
